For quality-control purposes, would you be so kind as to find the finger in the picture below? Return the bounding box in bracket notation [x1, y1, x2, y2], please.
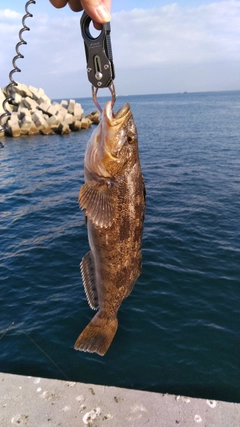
[103, 0, 112, 13]
[81, 0, 111, 24]
[93, 21, 102, 30]
[49, 0, 68, 7]
[67, 0, 83, 12]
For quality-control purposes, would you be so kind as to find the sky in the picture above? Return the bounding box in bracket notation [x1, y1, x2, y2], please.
[0, 0, 240, 99]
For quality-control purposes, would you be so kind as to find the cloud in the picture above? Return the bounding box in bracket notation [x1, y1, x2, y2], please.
[0, 9, 22, 20]
[112, 1, 240, 67]
[1, 1, 240, 98]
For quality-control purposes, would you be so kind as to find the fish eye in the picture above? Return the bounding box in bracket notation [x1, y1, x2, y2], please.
[127, 134, 134, 144]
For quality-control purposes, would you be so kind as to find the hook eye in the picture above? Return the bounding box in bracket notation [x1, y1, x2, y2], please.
[81, 13, 104, 41]
[87, 20, 102, 39]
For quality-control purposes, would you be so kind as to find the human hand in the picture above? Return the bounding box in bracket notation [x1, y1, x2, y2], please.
[49, 0, 111, 28]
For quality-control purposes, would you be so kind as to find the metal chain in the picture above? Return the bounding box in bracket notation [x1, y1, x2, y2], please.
[0, 0, 36, 140]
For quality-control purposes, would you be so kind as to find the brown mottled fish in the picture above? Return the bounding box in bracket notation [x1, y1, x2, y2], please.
[74, 101, 145, 356]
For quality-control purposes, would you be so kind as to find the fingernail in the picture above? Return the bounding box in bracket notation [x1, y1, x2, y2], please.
[96, 4, 111, 23]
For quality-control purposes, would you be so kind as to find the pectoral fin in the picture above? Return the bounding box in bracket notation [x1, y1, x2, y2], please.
[80, 251, 99, 310]
[79, 181, 114, 228]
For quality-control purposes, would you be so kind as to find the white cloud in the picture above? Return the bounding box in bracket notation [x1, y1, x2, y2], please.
[0, 9, 22, 20]
[1, 1, 240, 98]
[112, 1, 240, 67]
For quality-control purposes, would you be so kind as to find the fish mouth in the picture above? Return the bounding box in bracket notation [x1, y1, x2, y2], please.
[104, 102, 131, 125]
[115, 103, 130, 119]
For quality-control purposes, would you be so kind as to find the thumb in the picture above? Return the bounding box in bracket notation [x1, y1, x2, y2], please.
[80, 0, 111, 24]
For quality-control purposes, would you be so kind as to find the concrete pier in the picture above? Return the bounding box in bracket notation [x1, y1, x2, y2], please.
[1, 372, 240, 426]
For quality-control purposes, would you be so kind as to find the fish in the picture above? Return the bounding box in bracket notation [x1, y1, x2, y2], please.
[74, 101, 145, 356]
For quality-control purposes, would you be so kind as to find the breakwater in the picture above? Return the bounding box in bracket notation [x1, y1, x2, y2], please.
[0, 83, 100, 137]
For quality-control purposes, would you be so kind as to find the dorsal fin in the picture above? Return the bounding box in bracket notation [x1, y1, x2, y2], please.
[80, 251, 99, 310]
[79, 181, 114, 228]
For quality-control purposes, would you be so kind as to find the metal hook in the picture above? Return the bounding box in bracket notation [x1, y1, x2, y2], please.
[92, 81, 116, 113]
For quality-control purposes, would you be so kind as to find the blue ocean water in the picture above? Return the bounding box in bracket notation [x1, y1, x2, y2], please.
[0, 91, 240, 403]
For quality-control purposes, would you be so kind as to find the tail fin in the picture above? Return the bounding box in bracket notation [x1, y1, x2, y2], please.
[74, 312, 118, 356]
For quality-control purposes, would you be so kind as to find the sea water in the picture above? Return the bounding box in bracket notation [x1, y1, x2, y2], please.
[0, 91, 240, 403]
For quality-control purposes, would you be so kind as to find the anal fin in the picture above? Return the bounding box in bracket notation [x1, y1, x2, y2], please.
[80, 251, 99, 310]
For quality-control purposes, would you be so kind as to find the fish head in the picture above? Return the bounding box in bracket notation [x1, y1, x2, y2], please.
[84, 102, 139, 178]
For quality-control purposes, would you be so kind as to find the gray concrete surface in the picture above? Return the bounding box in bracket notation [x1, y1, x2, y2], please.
[1, 372, 240, 426]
